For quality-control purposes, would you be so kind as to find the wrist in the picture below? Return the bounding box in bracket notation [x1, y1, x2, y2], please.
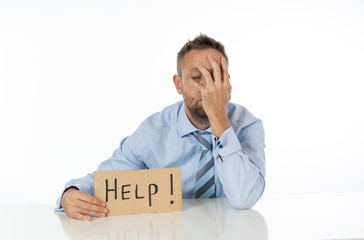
[209, 113, 230, 139]
[61, 186, 78, 207]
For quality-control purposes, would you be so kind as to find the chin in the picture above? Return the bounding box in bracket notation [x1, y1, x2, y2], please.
[193, 107, 208, 119]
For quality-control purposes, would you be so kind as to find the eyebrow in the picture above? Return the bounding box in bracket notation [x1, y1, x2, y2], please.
[189, 67, 213, 75]
[188, 68, 201, 75]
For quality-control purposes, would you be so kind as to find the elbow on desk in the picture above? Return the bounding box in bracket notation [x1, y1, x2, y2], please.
[228, 193, 263, 209]
[228, 197, 256, 210]
[227, 179, 265, 210]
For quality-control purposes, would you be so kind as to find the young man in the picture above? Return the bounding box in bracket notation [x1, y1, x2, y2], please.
[56, 34, 266, 221]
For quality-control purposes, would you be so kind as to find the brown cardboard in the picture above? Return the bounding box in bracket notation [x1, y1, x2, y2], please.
[94, 168, 182, 216]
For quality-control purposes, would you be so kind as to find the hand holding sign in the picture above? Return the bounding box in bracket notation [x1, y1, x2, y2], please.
[61, 187, 108, 221]
[94, 168, 182, 216]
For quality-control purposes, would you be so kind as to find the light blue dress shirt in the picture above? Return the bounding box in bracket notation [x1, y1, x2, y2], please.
[56, 101, 266, 210]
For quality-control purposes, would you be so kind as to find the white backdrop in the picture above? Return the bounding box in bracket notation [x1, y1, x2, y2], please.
[1, 0, 363, 206]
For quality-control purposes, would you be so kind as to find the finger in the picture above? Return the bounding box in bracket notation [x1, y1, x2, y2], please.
[76, 206, 107, 218]
[76, 191, 106, 207]
[67, 204, 105, 220]
[221, 57, 229, 86]
[66, 205, 93, 221]
[70, 212, 92, 221]
[74, 199, 108, 214]
[208, 55, 222, 86]
[191, 79, 205, 92]
[196, 62, 214, 88]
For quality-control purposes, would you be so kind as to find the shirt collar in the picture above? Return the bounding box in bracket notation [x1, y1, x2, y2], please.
[177, 102, 212, 138]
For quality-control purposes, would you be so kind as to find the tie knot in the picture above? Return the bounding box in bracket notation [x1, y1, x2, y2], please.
[192, 131, 212, 150]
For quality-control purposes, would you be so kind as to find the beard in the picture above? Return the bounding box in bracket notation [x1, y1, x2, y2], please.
[182, 92, 210, 126]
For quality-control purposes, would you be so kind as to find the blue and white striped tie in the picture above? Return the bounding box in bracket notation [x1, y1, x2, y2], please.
[193, 131, 216, 199]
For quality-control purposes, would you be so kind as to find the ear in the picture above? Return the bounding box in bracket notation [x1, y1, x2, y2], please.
[173, 74, 183, 95]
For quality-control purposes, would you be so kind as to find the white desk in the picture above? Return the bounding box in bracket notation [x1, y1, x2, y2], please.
[1, 193, 364, 240]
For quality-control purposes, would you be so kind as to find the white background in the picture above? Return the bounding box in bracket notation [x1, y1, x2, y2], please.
[0, 0, 363, 206]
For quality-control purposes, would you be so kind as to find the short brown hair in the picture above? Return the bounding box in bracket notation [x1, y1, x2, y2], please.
[177, 34, 229, 76]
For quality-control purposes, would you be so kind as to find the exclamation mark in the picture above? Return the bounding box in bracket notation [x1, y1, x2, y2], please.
[170, 174, 174, 205]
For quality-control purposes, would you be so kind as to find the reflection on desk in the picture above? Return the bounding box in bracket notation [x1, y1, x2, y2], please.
[182, 199, 267, 240]
[56, 198, 268, 240]
[2, 193, 364, 239]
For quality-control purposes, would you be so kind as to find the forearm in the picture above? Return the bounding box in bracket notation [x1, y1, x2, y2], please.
[55, 136, 146, 211]
[212, 126, 266, 209]
[216, 152, 265, 209]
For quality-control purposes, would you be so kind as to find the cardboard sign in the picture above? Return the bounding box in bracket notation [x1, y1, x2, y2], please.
[94, 168, 182, 216]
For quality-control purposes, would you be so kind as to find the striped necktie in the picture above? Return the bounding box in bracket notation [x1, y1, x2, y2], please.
[192, 131, 216, 199]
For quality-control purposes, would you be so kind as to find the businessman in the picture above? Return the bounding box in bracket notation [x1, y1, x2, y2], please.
[57, 34, 266, 221]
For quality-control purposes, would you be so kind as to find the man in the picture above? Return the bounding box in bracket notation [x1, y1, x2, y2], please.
[56, 34, 266, 221]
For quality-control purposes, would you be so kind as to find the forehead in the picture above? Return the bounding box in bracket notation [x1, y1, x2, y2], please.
[183, 48, 223, 72]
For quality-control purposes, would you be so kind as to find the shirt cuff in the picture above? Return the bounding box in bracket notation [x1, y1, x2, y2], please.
[212, 127, 242, 157]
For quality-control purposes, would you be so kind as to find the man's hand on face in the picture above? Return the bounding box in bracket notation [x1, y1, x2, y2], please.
[193, 55, 232, 138]
[61, 187, 108, 221]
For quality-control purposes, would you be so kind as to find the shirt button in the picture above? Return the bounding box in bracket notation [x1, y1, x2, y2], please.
[219, 145, 223, 149]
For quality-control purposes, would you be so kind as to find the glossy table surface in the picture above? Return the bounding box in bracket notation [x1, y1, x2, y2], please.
[1, 193, 364, 240]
